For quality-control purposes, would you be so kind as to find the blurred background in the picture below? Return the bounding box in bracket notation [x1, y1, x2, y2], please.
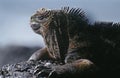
[0, 0, 120, 67]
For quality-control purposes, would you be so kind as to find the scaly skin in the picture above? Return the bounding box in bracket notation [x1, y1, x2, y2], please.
[29, 7, 120, 77]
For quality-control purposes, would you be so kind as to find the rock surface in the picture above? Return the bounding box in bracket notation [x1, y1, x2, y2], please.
[0, 60, 57, 78]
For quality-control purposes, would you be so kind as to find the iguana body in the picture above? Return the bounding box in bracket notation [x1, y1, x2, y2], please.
[29, 7, 120, 77]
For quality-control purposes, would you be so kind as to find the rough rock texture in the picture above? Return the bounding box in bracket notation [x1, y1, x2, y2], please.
[0, 60, 55, 78]
[0, 59, 96, 78]
[0, 56, 120, 78]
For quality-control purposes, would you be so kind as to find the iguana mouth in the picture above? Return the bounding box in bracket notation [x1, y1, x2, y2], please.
[31, 24, 40, 30]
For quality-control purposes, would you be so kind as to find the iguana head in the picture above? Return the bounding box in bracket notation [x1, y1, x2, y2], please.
[30, 8, 52, 36]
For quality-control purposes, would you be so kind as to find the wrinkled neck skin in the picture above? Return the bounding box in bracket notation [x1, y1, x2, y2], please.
[42, 20, 69, 63]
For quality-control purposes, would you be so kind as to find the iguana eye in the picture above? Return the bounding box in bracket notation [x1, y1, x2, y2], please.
[38, 16, 44, 20]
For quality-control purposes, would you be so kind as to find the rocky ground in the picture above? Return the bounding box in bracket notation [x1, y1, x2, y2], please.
[0, 58, 120, 78]
[0, 60, 58, 78]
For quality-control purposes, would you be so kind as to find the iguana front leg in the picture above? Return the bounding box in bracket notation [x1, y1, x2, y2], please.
[28, 47, 56, 61]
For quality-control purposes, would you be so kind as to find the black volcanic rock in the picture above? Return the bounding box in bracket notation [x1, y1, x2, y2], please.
[0, 60, 58, 78]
